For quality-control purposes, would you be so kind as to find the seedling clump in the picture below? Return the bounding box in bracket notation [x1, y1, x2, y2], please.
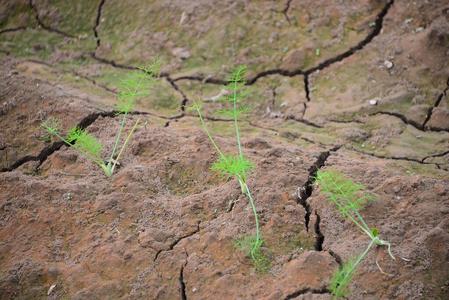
[313, 168, 395, 298]
[41, 59, 160, 177]
[188, 65, 268, 272]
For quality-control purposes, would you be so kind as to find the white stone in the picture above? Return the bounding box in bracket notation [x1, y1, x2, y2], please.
[384, 60, 394, 69]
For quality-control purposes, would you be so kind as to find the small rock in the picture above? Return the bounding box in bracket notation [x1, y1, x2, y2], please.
[394, 46, 403, 54]
[172, 47, 190, 61]
[369, 99, 378, 105]
[384, 60, 394, 69]
[415, 27, 424, 33]
[337, 128, 369, 142]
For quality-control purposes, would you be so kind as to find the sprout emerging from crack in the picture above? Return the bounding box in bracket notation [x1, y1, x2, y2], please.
[313, 169, 395, 297]
[40, 59, 160, 177]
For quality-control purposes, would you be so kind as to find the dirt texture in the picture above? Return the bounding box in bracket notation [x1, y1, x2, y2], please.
[1, 0, 449, 299]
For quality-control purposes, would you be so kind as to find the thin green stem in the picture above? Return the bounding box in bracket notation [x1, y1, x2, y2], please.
[348, 238, 376, 276]
[108, 73, 144, 166]
[110, 118, 140, 174]
[233, 80, 243, 160]
[334, 238, 376, 296]
[195, 106, 227, 161]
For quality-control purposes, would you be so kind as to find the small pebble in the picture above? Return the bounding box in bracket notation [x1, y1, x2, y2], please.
[415, 27, 424, 33]
[369, 99, 378, 105]
[384, 60, 394, 69]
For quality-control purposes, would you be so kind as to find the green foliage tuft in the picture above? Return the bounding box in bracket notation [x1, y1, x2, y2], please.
[211, 153, 255, 181]
[329, 260, 356, 298]
[116, 59, 161, 114]
[39, 117, 63, 145]
[313, 168, 395, 298]
[314, 168, 374, 218]
[67, 126, 104, 162]
[234, 234, 270, 273]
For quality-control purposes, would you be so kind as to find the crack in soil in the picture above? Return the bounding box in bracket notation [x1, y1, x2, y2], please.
[423, 76, 449, 131]
[0, 111, 114, 173]
[153, 221, 200, 262]
[29, 0, 75, 38]
[163, 75, 189, 110]
[304, 0, 395, 76]
[18, 0, 395, 140]
[171, 0, 394, 89]
[370, 111, 424, 130]
[285, 114, 323, 128]
[179, 261, 188, 300]
[91, 54, 134, 69]
[297, 146, 341, 245]
[283, 288, 331, 300]
[371, 109, 449, 133]
[303, 75, 311, 102]
[350, 147, 448, 171]
[94, 0, 106, 48]
[313, 211, 324, 251]
[271, 0, 293, 25]
[328, 250, 343, 266]
[0, 27, 28, 35]
[422, 150, 449, 164]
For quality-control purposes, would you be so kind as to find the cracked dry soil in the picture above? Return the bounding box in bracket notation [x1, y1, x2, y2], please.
[1, 0, 449, 299]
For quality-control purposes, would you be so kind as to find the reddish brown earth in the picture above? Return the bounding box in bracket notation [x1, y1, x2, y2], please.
[1, 0, 449, 299]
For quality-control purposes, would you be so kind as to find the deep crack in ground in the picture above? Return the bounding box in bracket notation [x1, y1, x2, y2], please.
[0, 111, 115, 173]
[297, 146, 341, 250]
[179, 262, 188, 300]
[284, 288, 331, 300]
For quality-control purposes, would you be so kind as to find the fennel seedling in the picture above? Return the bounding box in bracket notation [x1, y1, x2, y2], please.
[188, 65, 267, 271]
[313, 169, 395, 297]
[41, 59, 160, 177]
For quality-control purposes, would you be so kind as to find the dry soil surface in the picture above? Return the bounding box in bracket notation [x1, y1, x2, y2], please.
[1, 0, 449, 299]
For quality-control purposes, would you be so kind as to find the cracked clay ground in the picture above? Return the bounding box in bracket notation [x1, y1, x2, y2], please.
[1, 0, 449, 299]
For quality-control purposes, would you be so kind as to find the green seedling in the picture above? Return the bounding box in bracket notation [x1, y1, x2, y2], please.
[313, 169, 395, 297]
[310, 86, 317, 92]
[316, 49, 320, 56]
[187, 65, 267, 271]
[233, 233, 270, 273]
[369, 22, 376, 27]
[41, 59, 160, 177]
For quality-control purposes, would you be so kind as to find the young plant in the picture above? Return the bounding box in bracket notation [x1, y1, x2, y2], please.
[41, 59, 160, 177]
[187, 65, 267, 271]
[313, 168, 395, 297]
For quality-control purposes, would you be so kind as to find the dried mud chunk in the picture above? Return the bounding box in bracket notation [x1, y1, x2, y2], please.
[244, 137, 272, 150]
[281, 49, 306, 71]
[277, 251, 338, 293]
[138, 228, 170, 250]
[95, 197, 118, 213]
[426, 16, 449, 50]
[337, 127, 369, 142]
[426, 107, 449, 130]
